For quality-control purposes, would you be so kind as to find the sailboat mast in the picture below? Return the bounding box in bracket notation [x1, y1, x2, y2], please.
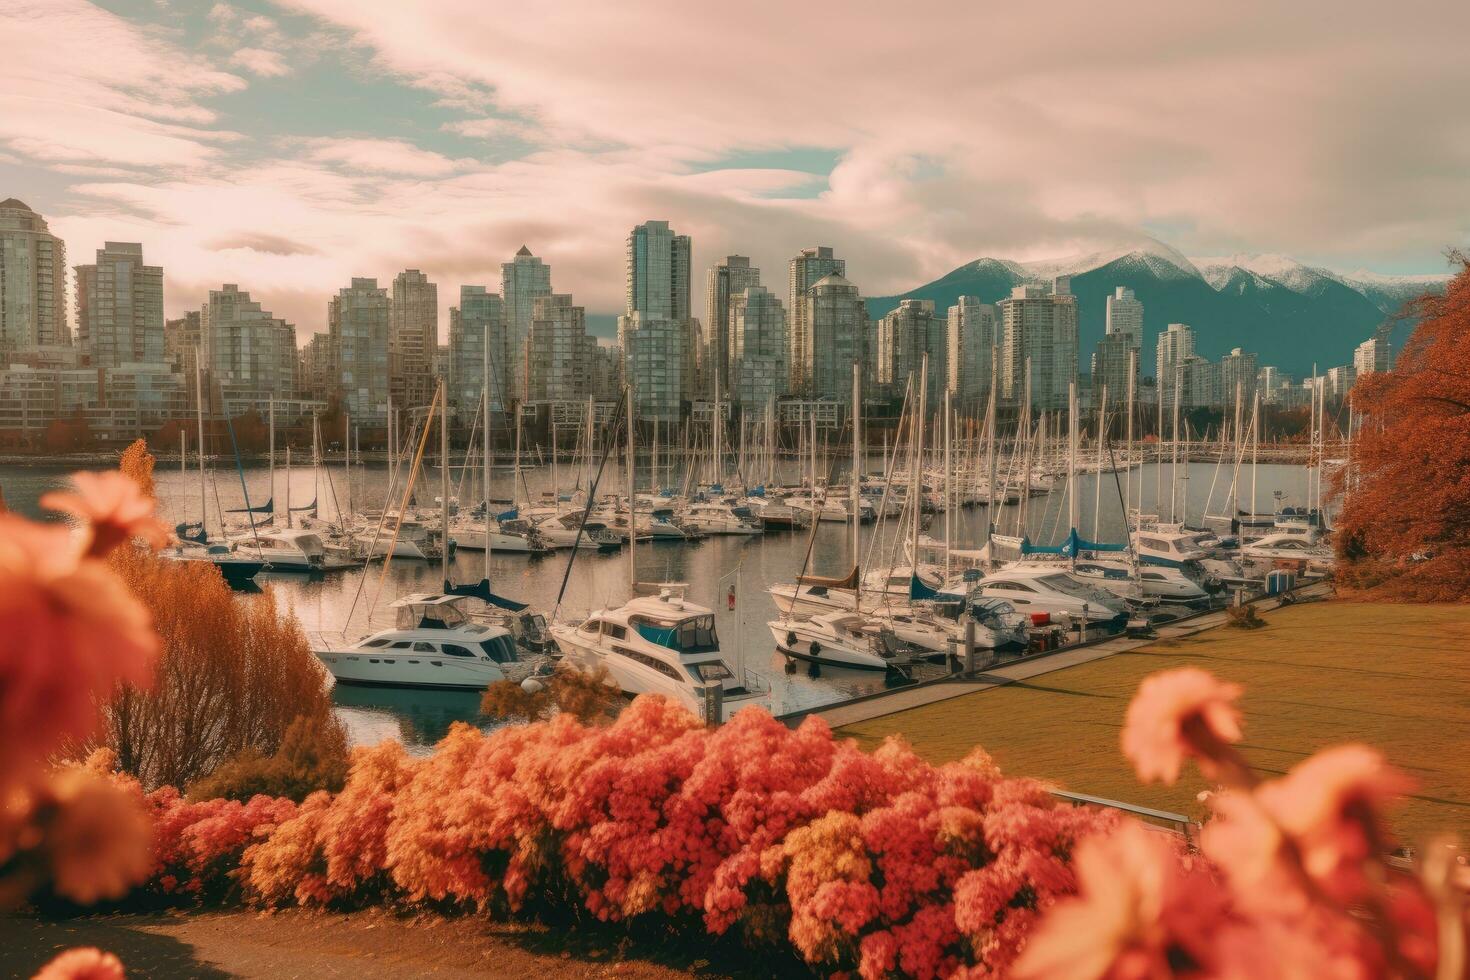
[268, 396, 275, 522]
[943, 385, 952, 578]
[913, 353, 928, 572]
[513, 403, 522, 507]
[1125, 351, 1136, 517]
[1067, 380, 1079, 538]
[439, 380, 449, 583]
[626, 386, 636, 593]
[195, 355, 207, 537]
[1170, 363, 1182, 523]
[484, 315, 492, 578]
[285, 445, 292, 528]
[984, 343, 998, 555]
[344, 410, 352, 525]
[851, 361, 861, 564]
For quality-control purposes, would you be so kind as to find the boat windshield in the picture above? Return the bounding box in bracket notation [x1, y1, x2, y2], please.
[689, 661, 733, 682]
[395, 601, 469, 630]
[1037, 574, 1119, 606]
[633, 614, 720, 653]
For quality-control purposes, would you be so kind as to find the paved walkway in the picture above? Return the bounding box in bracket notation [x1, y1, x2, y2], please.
[785, 583, 1330, 729]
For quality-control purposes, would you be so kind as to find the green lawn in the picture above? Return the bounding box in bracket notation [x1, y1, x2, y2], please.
[839, 602, 1470, 845]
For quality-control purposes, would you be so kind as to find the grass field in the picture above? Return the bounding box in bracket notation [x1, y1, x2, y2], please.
[839, 601, 1470, 845]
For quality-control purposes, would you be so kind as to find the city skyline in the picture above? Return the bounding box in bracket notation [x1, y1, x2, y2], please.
[2, 1, 1466, 344]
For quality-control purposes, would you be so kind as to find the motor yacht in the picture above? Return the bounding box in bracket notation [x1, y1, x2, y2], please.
[549, 589, 769, 721]
[531, 511, 623, 551]
[1072, 558, 1210, 604]
[679, 501, 764, 536]
[449, 514, 548, 554]
[228, 527, 340, 571]
[160, 540, 265, 588]
[954, 567, 1129, 626]
[768, 612, 916, 672]
[1240, 532, 1336, 569]
[867, 598, 1028, 657]
[314, 593, 546, 690]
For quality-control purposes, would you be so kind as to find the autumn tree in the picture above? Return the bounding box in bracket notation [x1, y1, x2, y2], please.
[80, 441, 348, 789]
[1330, 252, 1470, 599]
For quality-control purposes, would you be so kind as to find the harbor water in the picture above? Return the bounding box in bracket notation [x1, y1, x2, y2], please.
[0, 457, 1317, 751]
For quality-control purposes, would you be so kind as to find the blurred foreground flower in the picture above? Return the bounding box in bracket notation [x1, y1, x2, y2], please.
[31, 947, 125, 980]
[41, 470, 169, 557]
[1121, 668, 1244, 784]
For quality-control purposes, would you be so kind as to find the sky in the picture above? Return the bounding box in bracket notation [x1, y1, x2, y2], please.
[2, 0, 1468, 342]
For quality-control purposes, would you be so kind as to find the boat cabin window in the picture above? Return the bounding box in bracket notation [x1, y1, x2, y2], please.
[479, 636, 519, 663]
[989, 582, 1034, 593]
[362, 638, 391, 648]
[396, 601, 470, 631]
[389, 641, 413, 649]
[1142, 572, 1166, 581]
[442, 644, 477, 659]
[413, 642, 436, 652]
[1138, 537, 1166, 551]
[677, 615, 718, 653]
[689, 662, 733, 683]
[614, 648, 686, 683]
[579, 619, 600, 634]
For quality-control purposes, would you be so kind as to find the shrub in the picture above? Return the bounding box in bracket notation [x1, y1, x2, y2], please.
[1224, 604, 1264, 629]
[187, 715, 349, 803]
[480, 663, 623, 725]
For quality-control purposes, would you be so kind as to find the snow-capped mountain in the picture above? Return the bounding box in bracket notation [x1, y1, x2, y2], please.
[868, 237, 1449, 379]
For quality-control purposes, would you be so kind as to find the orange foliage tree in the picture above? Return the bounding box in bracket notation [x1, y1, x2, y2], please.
[1331, 253, 1470, 599]
[88, 441, 347, 792]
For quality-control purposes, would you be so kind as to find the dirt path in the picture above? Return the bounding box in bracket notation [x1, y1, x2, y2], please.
[2, 908, 796, 979]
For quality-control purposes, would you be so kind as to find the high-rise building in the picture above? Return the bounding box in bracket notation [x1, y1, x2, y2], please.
[800, 273, 867, 401]
[300, 333, 332, 398]
[1093, 286, 1143, 402]
[390, 269, 437, 408]
[947, 297, 998, 407]
[878, 299, 945, 409]
[590, 344, 621, 402]
[626, 221, 691, 322]
[1155, 322, 1197, 410]
[501, 246, 552, 403]
[705, 256, 760, 397]
[528, 294, 593, 403]
[1257, 366, 1290, 405]
[729, 285, 786, 410]
[164, 310, 202, 382]
[328, 278, 390, 422]
[620, 312, 685, 421]
[202, 284, 296, 402]
[448, 286, 507, 415]
[1213, 347, 1258, 408]
[1354, 326, 1393, 377]
[1326, 364, 1356, 399]
[0, 198, 68, 355]
[74, 242, 163, 368]
[998, 278, 1078, 410]
[787, 246, 845, 393]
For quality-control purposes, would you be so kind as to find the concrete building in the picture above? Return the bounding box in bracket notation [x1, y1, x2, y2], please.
[998, 278, 1078, 411]
[527, 294, 593, 403]
[800, 273, 867, 402]
[1354, 327, 1393, 377]
[0, 361, 186, 447]
[75, 242, 163, 368]
[1257, 366, 1290, 405]
[705, 256, 760, 397]
[946, 296, 998, 407]
[0, 198, 69, 355]
[202, 284, 296, 403]
[300, 333, 332, 398]
[164, 310, 202, 385]
[1326, 364, 1356, 399]
[390, 269, 437, 408]
[1214, 347, 1258, 408]
[1093, 286, 1143, 403]
[590, 344, 622, 403]
[787, 246, 845, 394]
[447, 286, 507, 416]
[729, 285, 786, 411]
[1155, 322, 1197, 410]
[328, 278, 390, 423]
[501, 246, 551, 402]
[878, 299, 945, 409]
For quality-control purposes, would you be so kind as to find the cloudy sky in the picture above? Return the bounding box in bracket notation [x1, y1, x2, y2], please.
[3, 0, 1467, 340]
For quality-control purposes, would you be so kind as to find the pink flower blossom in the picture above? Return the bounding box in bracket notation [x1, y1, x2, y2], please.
[30, 947, 125, 980]
[41, 471, 169, 556]
[1122, 668, 1244, 784]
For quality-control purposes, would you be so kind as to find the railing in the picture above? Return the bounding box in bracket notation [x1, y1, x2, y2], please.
[1048, 789, 1199, 841]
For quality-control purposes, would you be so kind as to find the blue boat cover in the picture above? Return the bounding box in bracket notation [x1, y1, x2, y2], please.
[1022, 528, 1128, 557]
[750, 485, 766, 497]
[910, 573, 943, 601]
[443, 578, 528, 612]
[635, 622, 679, 650]
[496, 507, 518, 522]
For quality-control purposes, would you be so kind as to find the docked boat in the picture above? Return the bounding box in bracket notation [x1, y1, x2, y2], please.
[161, 541, 265, 588]
[229, 527, 339, 571]
[956, 567, 1129, 626]
[1072, 558, 1210, 604]
[679, 501, 764, 536]
[531, 511, 623, 551]
[315, 593, 545, 690]
[1240, 532, 1335, 569]
[768, 612, 916, 672]
[449, 514, 548, 554]
[549, 589, 769, 720]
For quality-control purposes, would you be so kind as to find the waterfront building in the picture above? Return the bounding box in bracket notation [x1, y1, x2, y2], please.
[527, 294, 593, 403]
[620, 312, 685, 422]
[0, 361, 186, 447]
[164, 310, 202, 383]
[729, 285, 787, 410]
[947, 297, 998, 408]
[0, 198, 69, 355]
[501, 246, 551, 402]
[787, 246, 845, 394]
[1354, 327, 1393, 377]
[998, 278, 1078, 411]
[878, 299, 945, 409]
[1093, 286, 1143, 403]
[1257, 365, 1290, 405]
[626, 220, 691, 323]
[1326, 364, 1356, 399]
[800, 272, 867, 402]
[74, 242, 163, 369]
[390, 269, 437, 408]
[1155, 322, 1196, 410]
[590, 344, 622, 402]
[300, 333, 332, 398]
[705, 256, 760, 397]
[1213, 347, 1258, 407]
[202, 284, 297, 403]
[328, 278, 390, 423]
[448, 286, 507, 416]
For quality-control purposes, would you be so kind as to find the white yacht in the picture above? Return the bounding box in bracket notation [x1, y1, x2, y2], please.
[353, 514, 441, 560]
[532, 512, 623, 551]
[768, 612, 915, 672]
[229, 527, 332, 571]
[1240, 532, 1335, 569]
[161, 541, 266, 587]
[549, 590, 768, 721]
[867, 599, 1029, 656]
[449, 515, 548, 554]
[956, 567, 1129, 626]
[680, 501, 764, 536]
[315, 594, 544, 689]
[1072, 558, 1210, 605]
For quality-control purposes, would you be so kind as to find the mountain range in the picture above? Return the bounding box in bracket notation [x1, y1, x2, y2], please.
[867, 239, 1449, 379]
